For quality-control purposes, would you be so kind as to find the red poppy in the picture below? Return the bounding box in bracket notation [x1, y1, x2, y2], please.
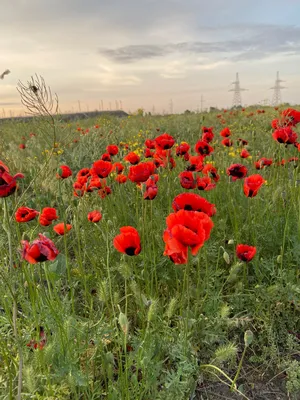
[236, 244, 256, 262]
[76, 168, 91, 182]
[254, 158, 273, 170]
[128, 162, 156, 183]
[73, 181, 86, 197]
[202, 164, 220, 182]
[21, 234, 59, 264]
[272, 127, 298, 144]
[86, 175, 107, 192]
[202, 126, 213, 134]
[172, 193, 216, 216]
[155, 133, 175, 150]
[124, 152, 140, 165]
[0, 161, 24, 198]
[221, 138, 233, 147]
[195, 141, 214, 156]
[15, 207, 39, 223]
[88, 210, 102, 223]
[106, 145, 119, 156]
[91, 160, 113, 178]
[98, 186, 112, 198]
[202, 131, 214, 143]
[112, 162, 124, 174]
[271, 119, 280, 129]
[153, 149, 176, 169]
[143, 181, 158, 200]
[179, 171, 197, 189]
[187, 155, 204, 172]
[163, 230, 188, 265]
[237, 138, 248, 146]
[115, 174, 127, 184]
[145, 139, 156, 149]
[53, 223, 72, 235]
[164, 209, 213, 257]
[220, 127, 231, 137]
[144, 148, 154, 158]
[113, 226, 141, 256]
[19, 144, 26, 149]
[196, 176, 216, 191]
[227, 164, 248, 181]
[288, 157, 298, 164]
[243, 174, 265, 198]
[57, 165, 72, 179]
[281, 108, 300, 126]
[101, 153, 112, 162]
[176, 143, 190, 156]
[39, 207, 59, 226]
[240, 149, 250, 158]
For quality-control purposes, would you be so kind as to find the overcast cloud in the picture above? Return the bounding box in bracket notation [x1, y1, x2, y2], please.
[0, 0, 300, 114]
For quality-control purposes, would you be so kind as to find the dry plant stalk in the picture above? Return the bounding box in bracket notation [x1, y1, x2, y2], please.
[17, 74, 58, 118]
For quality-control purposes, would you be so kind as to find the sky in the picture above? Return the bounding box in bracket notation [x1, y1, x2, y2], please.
[1, 0, 300, 115]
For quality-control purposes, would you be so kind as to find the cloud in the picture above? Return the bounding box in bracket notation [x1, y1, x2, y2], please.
[99, 25, 300, 63]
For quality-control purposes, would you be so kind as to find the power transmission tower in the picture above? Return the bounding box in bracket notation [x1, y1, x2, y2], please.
[229, 73, 247, 107]
[119, 100, 123, 110]
[270, 71, 285, 106]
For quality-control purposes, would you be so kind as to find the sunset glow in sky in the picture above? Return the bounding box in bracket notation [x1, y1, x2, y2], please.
[1, 0, 300, 115]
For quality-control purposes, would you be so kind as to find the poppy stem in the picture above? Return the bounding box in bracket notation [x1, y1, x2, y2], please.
[3, 198, 23, 400]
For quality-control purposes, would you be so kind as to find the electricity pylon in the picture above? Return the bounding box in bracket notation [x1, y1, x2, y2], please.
[229, 73, 247, 107]
[270, 71, 285, 106]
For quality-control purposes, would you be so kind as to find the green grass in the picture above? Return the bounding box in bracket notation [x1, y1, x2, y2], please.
[0, 107, 300, 399]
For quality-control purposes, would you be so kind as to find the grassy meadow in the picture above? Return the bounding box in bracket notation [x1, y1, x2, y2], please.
[0, 103, 300, 399]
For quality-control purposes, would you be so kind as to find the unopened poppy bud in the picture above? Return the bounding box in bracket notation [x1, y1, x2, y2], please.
[244, 330, 254, 347]
[223, 251, 230, 264]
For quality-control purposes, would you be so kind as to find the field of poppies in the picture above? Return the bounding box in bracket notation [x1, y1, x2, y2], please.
[0, 104, 300, 399]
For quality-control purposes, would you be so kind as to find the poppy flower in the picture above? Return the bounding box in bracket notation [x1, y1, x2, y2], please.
[163, 230, 188, 265]
[101, 153, 112, 162]
[155, 133, 175, 150]
[272, 127, 298, 144]
[176, 143, 190, 156]
[153, 149, 175, 169]
[124, 152, 140, 165]
[202, 126, 213, 134]
[243, 174, 265, 198]
[73, 181, 86, 197]
[202, 131, 214, 143]
[172, 193, 216, 216]
[164, 210, 213, 257]
[115, 174, 127, 184]
[91, 160, 113, 178]
[113, 226, 141, 256]
[271, 119, 281, 129]
[57, 165, 72, 179]
[281, 108, 300, 126]
[98, 186, 112, 198]
[195, 140, 214, 156]
[143, 182, 158, 200]
[221, 138, 233, 147]
[144, 148, 154, 158]
[15, 207, 39, 223]
[88, 210, 102, 223]
[145, 139, 156, 149]
[237, 138, 248, 146]
[39, 207, 59, 226]
[236, 244, 256, 262]
[254, 158, 273, 170]
[179, 171, 197, 189]
[112, 162, 124, 174]
[240, 149, 250, 158]
[202, 164, 220, 182]
[19, 144, 26, 149]
[21, 234, 59, 264]
[227, 164, 248, 181]
[128, 162, 156, 183]
[187, 155, 204, 171]
[220, 127, 231, 137]
[76, 168, 91, 182]
[106, 145, 119, 156]
[0, 161, 24, 198]
[53, 223, 72, 235]
[196, 176, 216, 191]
